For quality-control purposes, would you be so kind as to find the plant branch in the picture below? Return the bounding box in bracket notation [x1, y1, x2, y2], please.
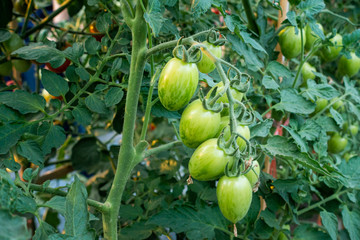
[143, 140, 182, 158]
[20, 0, 35, 36]
[22, 0, 74, 38]
[241, 0, 259, 35]
[120, 0, 135, 28]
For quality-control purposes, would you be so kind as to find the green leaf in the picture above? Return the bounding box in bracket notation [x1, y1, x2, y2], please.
[250, 119, 273, 138]
[148, 205, 229, 240]
[65, 176, 95, 238]
[110, 58, 123, 77]
[38, 122, 66, 155]
[75, 67, 90, 81]
[0, 29, 11, 42]
[286, 11, 297, 28]
[190, 0, 212, 18]
[96, 12, 111, 33]
[72, 106, 92, 126]
[298, 0, 325, 16]
[0, 123, 28, 154]
[305, 80, 339, 100]
[151, 102, 181, 119]
[224, 15, 243, 32]
[239, 31, 267, 54]
[329, 108, 343, 127]
[339, 157, 360, 189]
[283, 125, 308, 153]
[12, 195, 37, 214]
[298, 120, 321, 141]
[63, 43, 84, 64]
[105, 87, 124, 107]
[275, 89, 315, 115]
[261, 136, 332, 176]
[144, 0, 165, 36]
[16, 140, 44, 167]
[0, 210, 32, 240]
[48, 234, 76, 240]
[348, 102, 360, 121]
[262, 75, 279, 90]
[260, 209, 281, 229]
[293, 224, 329, 239]
[343, 29, 360, 46]
[341, 205, 360, 240]
[85, 93, 107, 114]
[43, 196, 66, 215]
[33, 221, 57, 240]
[320, 211, 338, 240]
[12, 43, 66, 68]
[70, 137, 101, 174]
[41, 69, 69, 97]
[0, 90, 46, 114]
[0, 105, 22, 122]
[309, 20, 325, 40]
[22, 167, 40, 182]
[3, 158, 21, 172]
[266, 61, 293, 80]
[119, 205, 143, 220]
[119, 221, 156, 240]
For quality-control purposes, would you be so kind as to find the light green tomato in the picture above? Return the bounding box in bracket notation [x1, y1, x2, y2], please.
[3, 33, 24, 54]
[158, 58, 199, 111]
[196, 41, 222, 74]
[207, 82, 244, 116]
[313, 98, 328, 114]
[244, 160, 260, 187]
[188, 138, 234, 181]
[215, 116, 230, 137]
[216, 175, 252, 223]
[337, 52, 360, 78]
[12, 60, 31, 73]
[0, 61, 12, 76]
[301, 62, 316, 87]
[223, 124, 250, 151]
[279, 26, 306, 59]
[305, 23, 324, 51]
[179, 99, 220, 148]
[320, 34, 343, 62]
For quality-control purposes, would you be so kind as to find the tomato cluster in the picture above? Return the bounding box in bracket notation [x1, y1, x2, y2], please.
[158, 41, 260, 225]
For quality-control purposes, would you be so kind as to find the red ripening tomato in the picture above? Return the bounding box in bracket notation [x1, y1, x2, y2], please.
[46, 59, 71, 74]
[89, 21, 105, 42]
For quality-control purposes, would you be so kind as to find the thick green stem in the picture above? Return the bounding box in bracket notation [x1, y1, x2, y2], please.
[102, 3, 148, 239]
[241, 0, 259, 35]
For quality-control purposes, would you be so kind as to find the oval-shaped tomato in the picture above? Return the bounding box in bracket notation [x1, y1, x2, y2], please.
[216, 175, 252, 223]
[312, 98, 328, 114]
[301, 62, 316, 87]
[0, 61, 12, 76]
[188, 138, 234, 181]
[279, 26, 306, 59]
[337, 52, 360, 78]
[179, 99, 220, 148]
[195, 41, 222, 74]
[331, 97, 344, 111]
[278, 232, 289, 240]
[343, 122, 359, 136]
[223, 124, 250, 151]
[244, 160, 260, 187]
[158, 58, 199, 111]
[45, 58, 71, 74]
[319, 34, 342, 62]
[328, 133, 347, 154]
[215, 116, 230, 137]
[12, 59, 31, 73]
[3, 34, 24, 54]
[305, 23, 324, 51]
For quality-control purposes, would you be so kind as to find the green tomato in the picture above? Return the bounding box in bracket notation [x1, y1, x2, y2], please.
[196, 41, 222, 74]
[179, 99, 220, 148]
[331, 97, 344, 111]
[278, 232, 289, 240]
[305, 23, 324, 51]
[279, 26, 306, 59]
[319, 34, 342, 62]
[337, 52, 360, 78]
[158, 58, 199, 111]
[328, 133, 348, 154]
[216, 175, 252, 223]
[3, 34, 24, 54]
[223, 124, 250, 151]
[0, 61, 12, 76]
[313, 98, 328, 114]
[244, 160, 260, 187]
[188, 138, 234, 181]
[343, 122, 359, 136]
[215, 116, 230, 137]
[301, 62, 316, 87]
[12, 60, 31, 73]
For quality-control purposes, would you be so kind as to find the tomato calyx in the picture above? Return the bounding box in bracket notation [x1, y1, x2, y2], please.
[206, 29, 226, 47]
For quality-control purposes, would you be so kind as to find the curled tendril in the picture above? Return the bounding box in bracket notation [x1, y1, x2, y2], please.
[176, 36, 184, 47]
[173, 44, 203, 64]
[206, 29, 226, 46]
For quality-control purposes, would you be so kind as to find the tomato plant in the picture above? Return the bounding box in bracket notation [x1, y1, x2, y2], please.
[0, 0, 359, 240]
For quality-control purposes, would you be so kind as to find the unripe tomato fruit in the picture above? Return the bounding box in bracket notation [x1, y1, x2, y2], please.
[216, 175, 252, 223]
[215, 116, 230, 137]
[278, 232, 289, 240]
[179, 99, 220, 148]
[188, 138, 234, 181]
[328, 133, 347, 154]
[305, 23, 323, 51]
[12, 60, 31, 73]
[3, 34, 24, 54]
[312, 98, 328, 114]
[331, 97, 344, 111]
[319, 34, 342, 62]
[195, 41, 222, 74]
[244, 160, 260, 187]
[158, 58, 199, 111]
[223, 124, 250, 151]
[0, 61, 12, 76]
[343, 122, 359, 136]
[337, 52, 360, 78]
[45, 59, 71, 74]
[278, 26, 306, 59]
[301, 62, 316, 87]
